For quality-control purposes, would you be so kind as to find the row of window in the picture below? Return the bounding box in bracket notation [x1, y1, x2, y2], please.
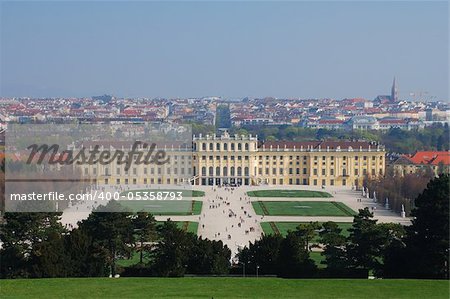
[196, 142, 253, 151]
[105, 177, 182, 185]
[85, 167, 191, 176]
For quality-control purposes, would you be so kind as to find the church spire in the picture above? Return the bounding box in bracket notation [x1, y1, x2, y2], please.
[391, 77, 398, 102]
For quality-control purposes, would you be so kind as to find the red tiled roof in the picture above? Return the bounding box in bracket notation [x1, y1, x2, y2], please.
[408, 151, 450, 165]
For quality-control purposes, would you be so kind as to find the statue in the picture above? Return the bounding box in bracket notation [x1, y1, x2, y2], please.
[385, 197, 390, 209]
[401, 204, 406, 218]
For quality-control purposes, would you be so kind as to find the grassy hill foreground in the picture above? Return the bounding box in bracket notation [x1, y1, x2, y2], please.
[1, 277, 448, 299]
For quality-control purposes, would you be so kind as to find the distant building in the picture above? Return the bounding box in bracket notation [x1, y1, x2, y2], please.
[391, 151, 450, 177]
[347, 115, 379, 130]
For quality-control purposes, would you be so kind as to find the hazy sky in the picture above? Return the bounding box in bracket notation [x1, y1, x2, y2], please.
[1, 1, 448, 100]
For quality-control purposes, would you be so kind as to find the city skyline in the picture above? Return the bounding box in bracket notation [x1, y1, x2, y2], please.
[1, 1, 448, 100]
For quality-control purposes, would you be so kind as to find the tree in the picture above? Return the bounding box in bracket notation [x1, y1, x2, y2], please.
[0, 212, 65, 278]
[319, 222, 347, 271]
[78, 201, 134, 276]
[295, 222, 320, 251]
[64, 228, 108, 277]
[346, 208, 386, 273]
[132, 212, 157, 264]
[237, 234, 283, 275]
[152, 220, 193, 277]
[29, 231, 69, 278]
[278, 231, 317, 278]
[187, 237, 231, 275]
[403, 175, 449, 278]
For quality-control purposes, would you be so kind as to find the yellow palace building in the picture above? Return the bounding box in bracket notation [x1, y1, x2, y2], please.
[78, 132, 385, 188]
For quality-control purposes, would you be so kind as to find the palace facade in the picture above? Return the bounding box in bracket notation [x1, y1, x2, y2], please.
[79, 133, 386, 188]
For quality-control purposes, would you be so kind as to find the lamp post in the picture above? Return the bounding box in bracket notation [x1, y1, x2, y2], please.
[256, 265, 260, 278]
[239, 261, 246, 277]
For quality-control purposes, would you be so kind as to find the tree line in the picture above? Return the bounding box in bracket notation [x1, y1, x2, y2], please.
[0, 201, 231, 278]
[230, 123, 449, 154]
[363, 168, 437, 216]
[1, 175, 448, 279]
[238, 175, 449, 279]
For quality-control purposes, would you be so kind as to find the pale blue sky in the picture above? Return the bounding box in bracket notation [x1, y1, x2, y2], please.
[1, 1, 448, 100]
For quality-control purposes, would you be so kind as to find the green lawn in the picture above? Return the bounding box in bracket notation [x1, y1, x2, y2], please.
[1, 278, 448, 299]
[253, 201, 356, 216]
[310, 251, 326, 269]
[121, 189, 205, 197]
[260, 222, 353, 237]
[247, 190, 332, 198]
[156, 221, 199, 234]
[118, 200, 203, 215]
[117, 251, 149, 267]
[117, 221, 199, 267]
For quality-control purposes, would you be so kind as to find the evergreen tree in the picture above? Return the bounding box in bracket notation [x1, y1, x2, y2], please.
[404, 175, 449, 278]
[0, 212, 64, 278]
[319, 221, 347, 271]
[132, 212, 157, 264]
[152, 220, 192, 277]
[278, 231, 317, 278]
[346, 208, 385, 273]
[78, 201, 134, 276]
